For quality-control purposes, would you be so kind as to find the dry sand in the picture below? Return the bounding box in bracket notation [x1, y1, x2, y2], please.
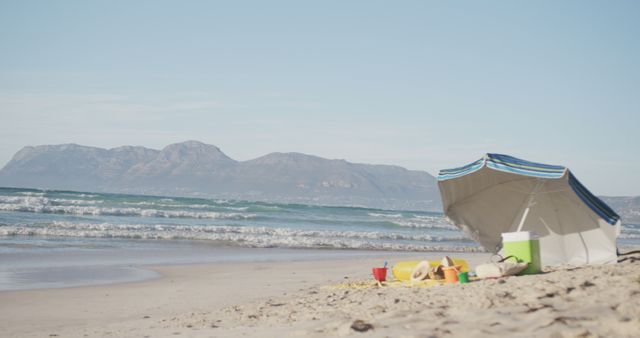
[1, 253, 639, 337]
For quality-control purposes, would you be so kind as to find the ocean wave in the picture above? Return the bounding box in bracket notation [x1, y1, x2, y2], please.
[16, 191, 45, 197]
[58, 193, 99, 198]
[121, 201, 214, 209]
[0, 196, 102, 206]
[31, 221, 471, 242]
[0, 196, 43, 204]
[0, 204, 256, 220]
[368, 212, 455, 229]
[246, 205, 282, 212]
[119, 201, 250, 212]
[50, 198, 103, 206]
[388, 219, 456, 230]
[225, 206, 250, 211]
[368, 212, 404, 218]
[0, 222, 480, 252]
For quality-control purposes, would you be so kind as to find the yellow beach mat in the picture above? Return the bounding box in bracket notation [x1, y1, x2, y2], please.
[327, 276, 480, 290]
[328, 279, 446, 290]
[392, 259, 469, 281]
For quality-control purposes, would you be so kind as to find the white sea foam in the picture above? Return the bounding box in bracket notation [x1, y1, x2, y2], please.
[225, 206, 250, 211]
[0, 196, 102, 206]
[50, 198, 103, 205]
[0, 194, 254, 219]
[0, 196, 51, 205]
[37, 221, 469, 242]
[388, 220, 449, 229]
[121, 201, 215, 209]
[0, 222, 479, 252]
[247, 205, 282, 212]
[16, 192, 45, 197]
[388, 218, 456, 230]
[0, 203, 255, 220]
[59, 193, 98, 198]
[368, 211, 455, 229]
[368, 212, 404, 218]
[121, 201, 249, 212]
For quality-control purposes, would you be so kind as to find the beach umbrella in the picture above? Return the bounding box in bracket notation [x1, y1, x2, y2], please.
[437, 154, 621, 265]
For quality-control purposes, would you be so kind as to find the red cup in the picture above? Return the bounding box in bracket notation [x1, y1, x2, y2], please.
[372, 267, 388, 282]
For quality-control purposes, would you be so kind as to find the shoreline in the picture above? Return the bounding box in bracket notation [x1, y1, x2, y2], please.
[1, 238, 464, 292]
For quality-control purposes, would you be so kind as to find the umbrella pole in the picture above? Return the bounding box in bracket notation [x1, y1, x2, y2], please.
[516, 207, 531, 232]
[516, 179, 545, 232]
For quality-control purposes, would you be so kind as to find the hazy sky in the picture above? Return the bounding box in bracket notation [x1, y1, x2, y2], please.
[1, 1, 639, 195]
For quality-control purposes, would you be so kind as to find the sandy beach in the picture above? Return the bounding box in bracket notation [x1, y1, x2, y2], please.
[1, 252, 639, 338]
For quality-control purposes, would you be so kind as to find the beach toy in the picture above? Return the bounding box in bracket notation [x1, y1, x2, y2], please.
[458, 271, 469, 284]
[429, 265, 445, 280]
[392, 259, 470, 281]
[410, 261, 431, 282]
[372, 267, 388, 282]
[441, 256, 455, 267]
[475, 262, 528, 279]
[501, 231, 541, 275]
[442, 266, 460, 284]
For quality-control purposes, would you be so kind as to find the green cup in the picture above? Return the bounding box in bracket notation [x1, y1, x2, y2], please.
[458, 271, 469, 284]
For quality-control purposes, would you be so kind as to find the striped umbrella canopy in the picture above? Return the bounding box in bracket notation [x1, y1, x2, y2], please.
[438, 154, 621, 265]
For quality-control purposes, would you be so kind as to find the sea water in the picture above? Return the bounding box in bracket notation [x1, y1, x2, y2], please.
[0, 187, 477, 252]
[0, 187, 638, 290]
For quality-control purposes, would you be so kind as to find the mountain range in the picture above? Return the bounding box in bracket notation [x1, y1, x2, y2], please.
[1, 141, 638, 222]
[599, 196, 640, 224]
[0, 141, 441, 211]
